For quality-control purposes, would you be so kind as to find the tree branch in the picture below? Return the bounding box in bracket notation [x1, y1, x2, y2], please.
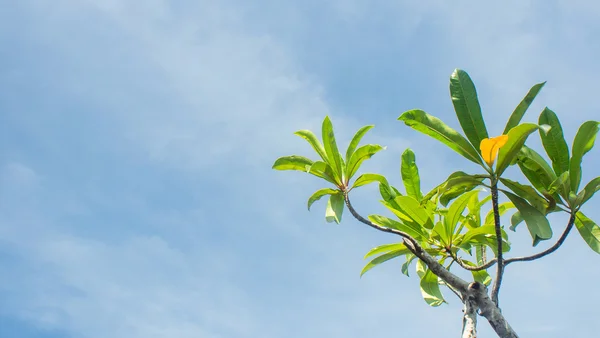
[343, 191, 469, 293]
[505, 213, 576, 265]
[447, 249, 497, 271]
[343, 192, 520, 338]
[490, 181, 504, 306]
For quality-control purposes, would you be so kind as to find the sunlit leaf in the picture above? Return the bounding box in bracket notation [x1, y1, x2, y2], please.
[346, 144, 385, 180]
[361, 247, 410, 277]
[322, 117, 344, 182]
[346, 125, 374, 163]
[419, 268, 446, 307]
[307, 188, 339, 211]
[445, 190, 480, 243]
[352, 173, 391, 191]
[539, 108, 570, 175]
[401, 149, 423, 200]
[575, 211, 600, 254]
[503, 191, 552, 246]
[325, 192, 344, 224]
[579, 177, 600, 207]
[364, 243, 407, 259]
[500, 178, 548, 213]
[394, 196, 434, 229]
[369, 214, 427, 240]
[294, 130, 329, 162]
[570, 121, 600, 192]
[272, 155, 313, 171]
[496, 123, 540, 176]
[450, 69, 489, 150]
[398, 109, 482, 165]
[503, 82, 546, 134]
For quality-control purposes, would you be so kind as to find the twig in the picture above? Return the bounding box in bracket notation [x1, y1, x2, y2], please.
[490, 181, 503, 306]
[447, 250, 497, 271]
[505, 213, 576, 265]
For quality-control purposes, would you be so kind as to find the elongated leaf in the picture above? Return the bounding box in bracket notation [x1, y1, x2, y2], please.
[503, 82, 546, 134]
[272, 155, 313, 171]
[294, 130, 329, 162]
[484, 202, 514, 226]
[394, 196, 434, 229]
[398, 109, 482, 165]
[306, 161, 338, 184]
[575, 212, 600, 254]
[379, 183, 401, 203]
[446, 190, 480, 242]
[322, 117, 344, 182]
[539, 108, 570, 175]
[369, 214, 427, 240]
[570, 121, 600, 192]
[509, 211, 523, 231]
[432, 221, 450, 246]
[364, 243, 407, 259]
[401, 149, 422, 200]
[515, 146, 557, 193]
[420, 268, 446, 307]
[472, 269, 493, 286]
[361, 247, 409, 277]
[346, 144, 385, 180]
[307, 188, 338, 210]
[439, 175, 485, 207]
[461, 225, 507, 245]
[346, 125, 374, 163]
[450, 69, 489, 150]
[352, 173, 390, 191]
[500, 178, 548, 212]
[325, 192, 344, 224]
[496, 123, 540, 176]
[503, 191, 552, 245]
[580, 177, 600, 206]
[422, 171, 470, 202]
[401, 254, 416, 277]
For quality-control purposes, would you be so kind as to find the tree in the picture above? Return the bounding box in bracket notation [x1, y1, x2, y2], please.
[272, 69, 600, 337]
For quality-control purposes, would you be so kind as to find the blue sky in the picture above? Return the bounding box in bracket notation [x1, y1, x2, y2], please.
[1, 1, 599, 337]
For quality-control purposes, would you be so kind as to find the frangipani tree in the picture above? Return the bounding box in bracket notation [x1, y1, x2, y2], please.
[273, 69, 600, 338]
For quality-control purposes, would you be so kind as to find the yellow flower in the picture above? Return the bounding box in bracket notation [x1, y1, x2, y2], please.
[480, 135, 509, 167]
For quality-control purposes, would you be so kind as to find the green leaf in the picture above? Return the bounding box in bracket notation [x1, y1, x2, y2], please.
[352, 173, 391, 191]
[449, 69, 489, 150]
[294, 130, 329, 163]
[509, 211, 523, 231]
[484, 202, 514, 226]
[394, 196, 434, 229]
[306, 161, 338, 184]
[307, 188, 339, 211]
[439, 175, 485, 207]
[432, 221, 450, 246]
[548, 171, 570, 199]
[401, 149, 423, 200]
[346, 125, 374, 163]
[570, 121, 600, 192]
[401, 254, 416, 277]
[500, 178, 548, 213]
[503, 191, 552, 246]
[503, 82, 546, 134]
[364, 243, 407, 259]
[369, 214, 427, 240]
[579, 177, 600, 206]
[445, 190, 480, 243]
[539, 108, 570, 175]
[496, 123, 540, 176]
[346, 144, 385, 180]
[472, 269, 492, 286]
[515, 146, 557, 193]
[325, 192, 344, 224]
[361, 247, 409, 277]
[398, 109, 482, 165]
[575, 211, 600, 254]
[461, 225, 508, 245]
[419, 268, 446, 307]
[321, 116, 344, 182]
[272, 155, 313, 171]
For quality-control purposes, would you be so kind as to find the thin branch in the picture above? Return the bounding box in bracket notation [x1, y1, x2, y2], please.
[490, 181, 503, 306]
[343, 191, 469, 293]
[505, 213, 576, 265]
[447, 249, 497, 271]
